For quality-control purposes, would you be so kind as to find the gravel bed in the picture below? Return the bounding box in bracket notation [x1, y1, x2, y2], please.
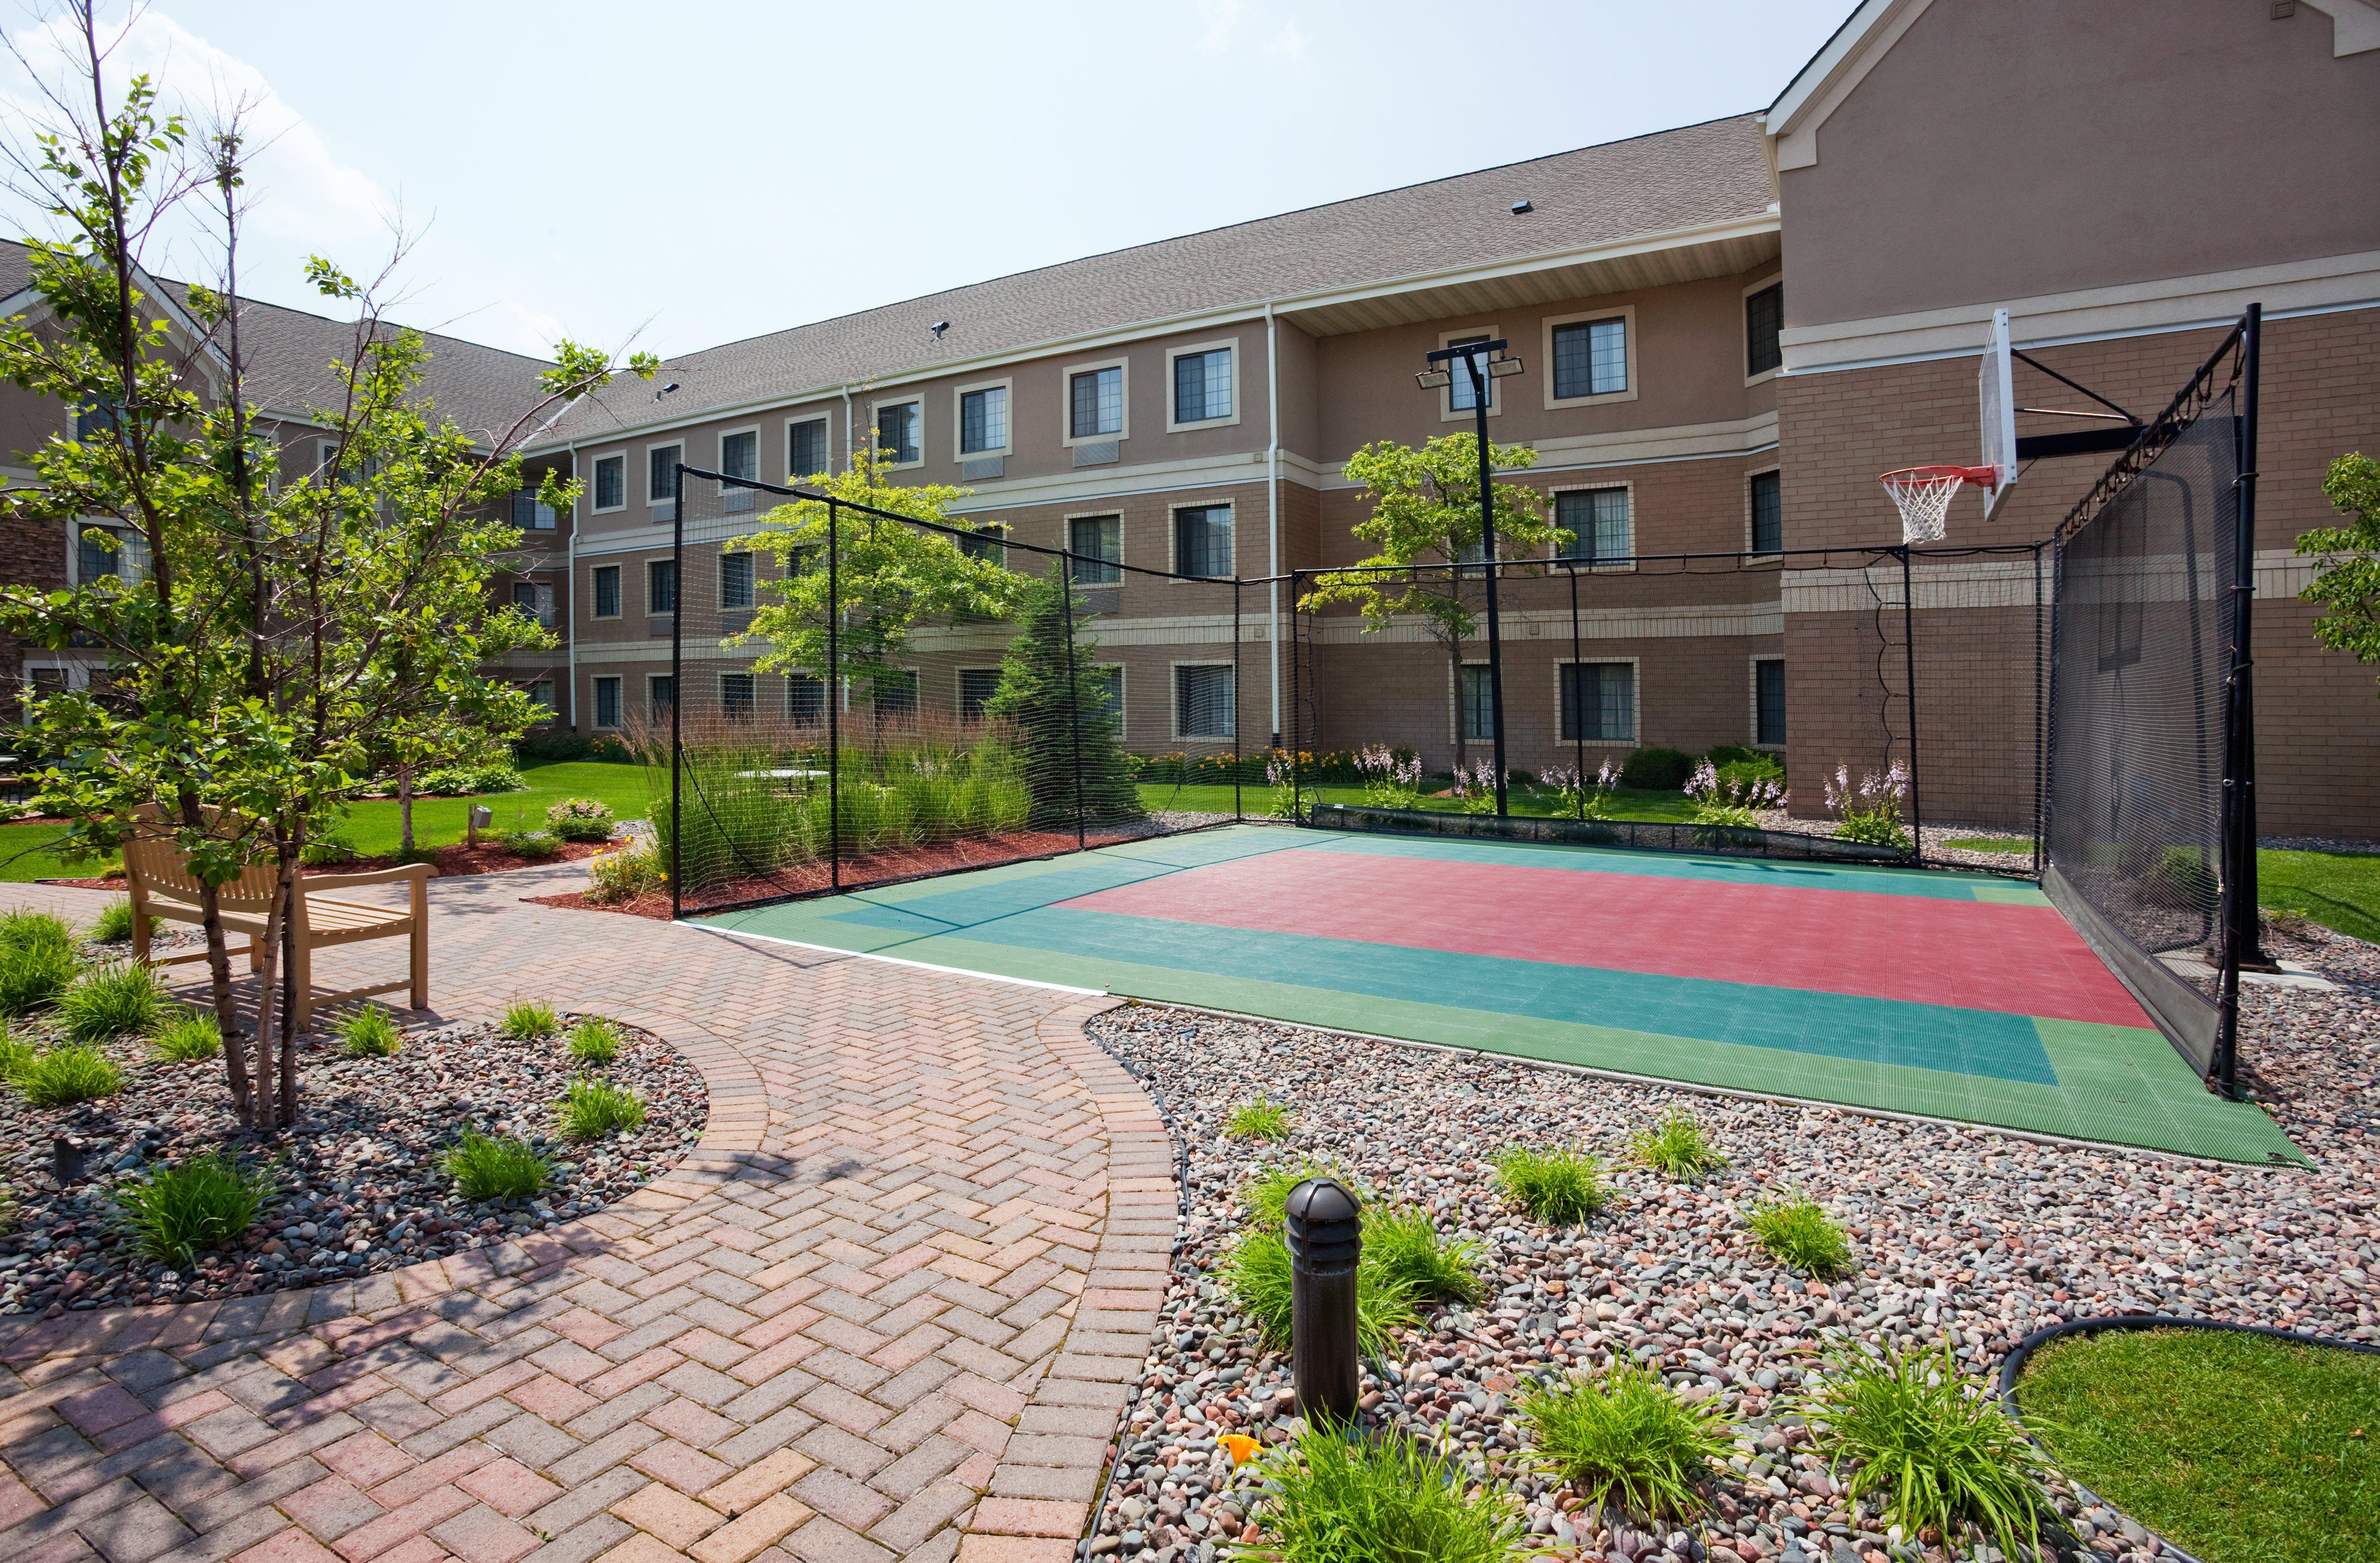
[0, 1011, 705, 1315]
[1083, 921, 2376, 1563]
[1749, 812, 2035, 874]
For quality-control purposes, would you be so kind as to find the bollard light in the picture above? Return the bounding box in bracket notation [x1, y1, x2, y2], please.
[52, 1134, 83, 1186]
[1283, 1176, 1362, 1424]
[467, 804, 494, 848]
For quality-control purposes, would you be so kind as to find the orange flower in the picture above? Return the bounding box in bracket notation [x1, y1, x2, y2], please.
[1217, 1433, 1262, 1466]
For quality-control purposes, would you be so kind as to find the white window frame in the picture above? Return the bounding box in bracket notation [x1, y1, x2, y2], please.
[1091, 663, 1126, 735]
[870, 395, 925, 469]
[521, 678, 556, 715]
[956, 666, 1004, 721]
[957, 520, 1010, 568]
[646, 556, 677, 617]
[316, 437, 343, 475]
[590, 563, 622, 621]
[1061, 356, 1131, 446]
[645, 440, 684, 516]
[717, 424, 762, 481]
[648, 673, 676, 720]
[1436, 327, 1505, 422]
[719, 671, 757, 719]
[952, 377, 1014, 461]
[1167, 499, 1234, 584]
[1163, 339, 1241, 432]
[1554, 656, 1643, 748]
[590, 450, 628, 515]
[1542, 305, 1639, 410]
[1548, 481, 1635, 573]
[1742, 274, 1784, 388]
[1745, 463, 1784, 559]
[592, 675, 623, 731]
[1169, 659, 1237, 742]
[784, 413, 832, 481]
[1451, 658, 1498, 745]
[718, 548, 756, 611]
[1064, 509, 1125, 584]
[1750, 655, 1786, 752]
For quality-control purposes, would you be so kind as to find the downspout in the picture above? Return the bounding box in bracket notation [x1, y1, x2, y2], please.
[841, 384, 855, 471]
[564, 439, 578, 729]
[1265, 302, 1281, 749]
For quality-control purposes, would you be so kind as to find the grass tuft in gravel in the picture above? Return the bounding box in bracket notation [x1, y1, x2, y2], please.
[0, 909, 76, 957]
[113, 1152, 275, 1267]
[557, 1076, 646, 1140]
[442, 1131, 551, 1199]
[0, 1032, 29, 1078]
[338, 1006, 403, 1058]
[567, 1017, 624, 1064]
[1222, 1228, 1416, 1355]
[500, 999, 558, 1039]
[151, 1012, 224, 1062]
[1519, 1358, 1735, 1524]
[59, 961, 165, 1042]
[0, 943, 77, 1018]
[14, 1043, 123, 1106]
[1492, 1143, 1607, 1225]
[1627, 1111, 1728, 1182]
[1245, 1421, 1532, 1563]
[1361, 1205, 1483, 1304]
[89, 898, 140, 943]
[1746, 1191, 1855, 1278]
[1226, 1097, 1294, 1140]
[1243, 1158, 1370, 1232]
[1806, 1337, 2050, 1563]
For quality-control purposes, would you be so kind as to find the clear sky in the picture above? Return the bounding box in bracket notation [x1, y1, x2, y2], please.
[0, 1, 1852, 364]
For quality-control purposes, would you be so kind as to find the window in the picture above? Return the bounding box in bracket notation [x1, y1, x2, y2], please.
[872, 670, 918, 716]
[958, 523, 1008, 566]
[1745, 281, 1784, 379]
[1070, 365, 1123, 439]
[1551, 317, 1628, 399]
[1174, 505, 1231, 579]
[75, 401, 118, 442]
[720, 429, 758, 482]
[647, 558, 677, 615]
[1170, 346, 1233, 425]
[521, 679, 555, 714]
[876, 400, 920, 465]
[511, 490, 557, 530]
[1560, 662, 1637, 743]
[593, 453, 626, 512]
[649, 675, 675, 719]
[958, 668, 1002, 720]
[787, 417, 829, 479]
[1749, 469, 1783, 554]
[787, 674, 825, 726]
[720, 673, 755, 719]
[648, 443, 682, 510]
[1175, 664, 1234, 739]
[76, 525, 142, 586]
[720, 551, 754, 610]
[1446, 334, 1494, 413]
[1458, 665, 1496, 742]
[511, 580, 554, 629]
[594, 676, 621, 730]
[1555, 488, 1631, 565]
[959, 384, 1008, 455]
[592, 564, 621, 619]
[1089, 666, 1123, 730]
[1755, 658, 1786, 747]
[1070, 514, 1121, 585]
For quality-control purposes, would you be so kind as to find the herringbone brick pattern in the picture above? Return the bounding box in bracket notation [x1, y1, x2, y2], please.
[0, 865, 1173, 1563]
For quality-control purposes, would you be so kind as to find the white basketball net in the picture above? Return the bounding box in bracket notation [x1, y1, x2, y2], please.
[1880, 469, 1964, 544]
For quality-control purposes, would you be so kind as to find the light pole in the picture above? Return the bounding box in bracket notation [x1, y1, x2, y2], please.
[1418, 340, 1524, 816]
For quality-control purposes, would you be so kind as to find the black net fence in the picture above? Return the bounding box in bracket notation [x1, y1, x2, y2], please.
[655, 469, 1252, 915]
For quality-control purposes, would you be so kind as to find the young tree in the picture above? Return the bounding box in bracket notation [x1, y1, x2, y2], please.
[985, 572, 1142, 828]
[1299, 432, 1567, 771]
[2302, 451, 2380, 697]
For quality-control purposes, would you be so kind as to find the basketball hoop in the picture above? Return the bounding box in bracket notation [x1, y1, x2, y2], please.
[1880, 464, 1998, 544]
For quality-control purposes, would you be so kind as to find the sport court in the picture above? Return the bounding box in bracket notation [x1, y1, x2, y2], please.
[697, 825, 2301, 1164]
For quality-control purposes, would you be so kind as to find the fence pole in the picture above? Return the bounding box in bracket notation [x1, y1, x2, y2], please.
[1233, 579, 1243, 823]
[670, 464, 685, 921]
[1900, 544, 1923, 861]
[2032, 542, 2047, 879]
[1290, 572, 1304, 823]
[2213, 302, 2266, 1097]
[1060, 551, 1087, 853]
[1568, 563, 1585, 819]
[827, 499, 840, 894]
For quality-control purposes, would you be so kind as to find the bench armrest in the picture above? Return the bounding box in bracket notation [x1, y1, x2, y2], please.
[300, 863, 434, 893]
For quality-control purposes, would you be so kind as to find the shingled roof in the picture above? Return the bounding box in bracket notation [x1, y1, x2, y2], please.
[549, 112, 1774, 444]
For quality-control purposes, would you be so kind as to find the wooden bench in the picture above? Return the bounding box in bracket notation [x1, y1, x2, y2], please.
[121, 806, 431, 1032]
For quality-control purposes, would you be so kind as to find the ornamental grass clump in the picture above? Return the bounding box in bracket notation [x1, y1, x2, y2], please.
[1243, 1421, 1532, 1563]
[0, 908, 76, 958]
[14, 1043, 122, 1106]
[89, 897, 140, 943]
[567, 1017, 625, 1064]
[151, 1012, 224, 1062]
[1492, 1143, 1607, 1225]
[1519, 1359, 1736, 1524]
[339, 1006, 403, 1058]
[443, 1132, 550, 1200]
[1242, 1157, 1371, 1232]
[1226, 1097, 1294, 1140]
[1803, 1339, 2052, 1563]
[1628, 1111, 1728, 1182]
[0, 944, 76, 1019]
[1746, 1191, 1856, 1278]
[500, 999, 558, 1039]
[113, 1152, 276, 1267]
[1221, 1228, 1417, 1355]
[60, 960, 165, 1042]
[557, 1077, 646, 1140]
[1361, 1205, 1483, 1305]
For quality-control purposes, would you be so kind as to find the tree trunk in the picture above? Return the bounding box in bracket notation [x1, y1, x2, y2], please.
[174, 789, 252, 1123]
[250, 857, 292, 1132]
[1448, 644, 1467, 778]
[397, 765, 414, 854]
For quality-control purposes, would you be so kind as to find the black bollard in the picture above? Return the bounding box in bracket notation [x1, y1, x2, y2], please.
[52, 1135, 83, 1186]
[1282, 1176, 1361, 1424]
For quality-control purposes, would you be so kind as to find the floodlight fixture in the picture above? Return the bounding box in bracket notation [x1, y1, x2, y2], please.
[1510, 199, 1533, 214]
[1414, 369, 1452, 390]
[930, 320, 950, 340]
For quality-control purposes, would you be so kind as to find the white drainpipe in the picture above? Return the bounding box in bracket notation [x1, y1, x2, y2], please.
[1265, 301, 1281, 749]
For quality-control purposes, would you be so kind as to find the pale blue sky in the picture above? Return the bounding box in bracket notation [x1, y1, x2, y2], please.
[2, 1, 1852, 361]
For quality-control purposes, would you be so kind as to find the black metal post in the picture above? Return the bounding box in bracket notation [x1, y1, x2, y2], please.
[1283, 1177, 1361, 1424]
[1568, 563, 1585, 818]
[1060, 555, 1087, 853]
[1462, 355, 1510, 817]
[670, 464, 685, 920]
[2213, 303, 2267, 1097]
[827, 499, 840, 893]
[2032, 542, 2047, 879]
[1290, 572, 1304, 823]
[51, 1135, 82, 1186]
[1232, 579, 1243, 823]
[1899, 543, 1922, 861]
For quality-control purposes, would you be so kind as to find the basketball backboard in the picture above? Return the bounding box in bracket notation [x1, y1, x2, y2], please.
[1978, 308, 2017, 517]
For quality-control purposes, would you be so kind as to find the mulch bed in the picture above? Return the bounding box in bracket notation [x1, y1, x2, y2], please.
[0, 1010, 705, 1317]
[41, 836, 604, 891]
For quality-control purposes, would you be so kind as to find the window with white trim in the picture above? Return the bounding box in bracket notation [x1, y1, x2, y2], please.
[648, 443, 682, 508]
[647, 558, 677, 615]
[592, 565, 620, 619]
[521, 679, 555, 714]
[1070, 367, 1122, 438]
[876, 401, 920, 464]
[959, 385, 1008, 455]
[1175, 664, 1234, 739]
[1555, 487, 1631, 565]
[1446, 335, 1494, 412]
[649, 674, 675, 719]
[511, 490, 557, 529]
[787, 674, 826, 726]
[593, 453, 626, 512]
[1746, 282, 1784, 378]
[1174, 505, 1231, 579]
[720, 672, 755, 719]
[1458, 665, 1496, 741]
[1560, 661, 1636, 743]
[1090, 666, 1122, 730]
[511, 580, 554, 629]
[1172, 348, 1232, 424]
[1070, 515, 1121, 585]
[1551, 317, 1627, 399]
[958, 522, 1008, 566]
[720, 550, 754, 610]
[787, 417, 829, 479]
[1755, 658, 1786, 746]
[75, 524, 149, 586]
[1749, 469, 1782, 554]
[594, 676, 622, 730]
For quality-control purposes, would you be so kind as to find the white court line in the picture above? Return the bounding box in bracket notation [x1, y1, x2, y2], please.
[679, 920, 1110, 997]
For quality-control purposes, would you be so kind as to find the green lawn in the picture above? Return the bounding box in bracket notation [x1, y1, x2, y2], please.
[2016, 1325, 2380, 1563]
[2259, 847, 2380, 945]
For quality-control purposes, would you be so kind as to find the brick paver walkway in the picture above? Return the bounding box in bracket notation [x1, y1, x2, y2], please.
[0, 865, 1174, 1563]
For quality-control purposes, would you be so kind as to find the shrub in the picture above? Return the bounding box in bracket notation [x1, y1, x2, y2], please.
[112, 1152, 276, 1266]
[339, 1006, 403, 1058]
[1226, 1098, 1293, 1140]
[567, 1017, 625, 1064]
[392, 843, 441, 867]
[1244, 1422, 1531, 1563]
[1492, 1144, 1607, 1225]
[556, 1077, 646, 1139]
[500, 830, 563, 859]
[416, 760, 527, 795]
[151, 1012, 224, 1062]
[1704, 744, 1763, 768]
[500, 1000, 558, 1038]
[0, 908, 76, 957]
[1619, 747, 1693, 791]
[1242, 1158, 1370, 1232]
[1746, 1191, 1855, 1277]
[15, 1044, 123, 1106]
[1362, 1205, 1483, 1304]
[1628, 1111, 1727, 1182]
[1222, 1228, 1416, 1356]
[546, 797, 616, 842]
[89, 897, 143, 943]
[0, 1032, 31, 1078]
[0, 944, 78, 1018]
[443, 1132, 550, 1199]
[1520, 1359, 1736, 1523]
[1713, 756, 1785, 801]
[60, 961, 165, 1042]
[586, 842, 666, 903]
[1804, 1339, 2052, 1562]
[300, 831, 359, 867]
